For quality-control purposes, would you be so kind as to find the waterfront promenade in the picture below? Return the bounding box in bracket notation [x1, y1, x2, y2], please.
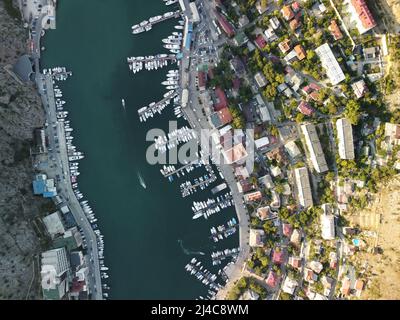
[31, 10, 103, 299]
[179, 0, 250, 299]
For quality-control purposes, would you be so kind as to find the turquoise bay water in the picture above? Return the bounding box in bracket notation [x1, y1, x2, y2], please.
[42, 0, 238, 299]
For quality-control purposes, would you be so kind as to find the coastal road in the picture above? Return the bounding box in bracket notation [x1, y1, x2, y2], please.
[38, 74, 103, 300]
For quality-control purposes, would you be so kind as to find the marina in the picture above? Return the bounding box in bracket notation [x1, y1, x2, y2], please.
[210, 218, 238, 243]
[191, 192, 234, 220]
[131, 10, 182, 34]
[154, 126, 197, 153]
[41, 0, 240, 299]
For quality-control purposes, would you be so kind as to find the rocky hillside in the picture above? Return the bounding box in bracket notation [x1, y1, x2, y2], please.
[0, 2, 49, 299]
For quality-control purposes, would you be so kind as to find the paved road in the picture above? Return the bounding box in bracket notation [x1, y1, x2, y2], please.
[37, 75, 103, 299]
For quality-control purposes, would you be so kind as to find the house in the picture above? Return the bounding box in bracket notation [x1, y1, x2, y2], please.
[285, 140, 301, 159]
[266, 147, 285, 163]
[256, 0, 268, 14]
[292, 1, 301, 13]
[223, 142, 248, 164]
[329, 252, 338, 269]
[266, 271, 279, 288]
[355, 279, 364, 297]
[255, 137, 270, 151]
[254, 34, 267, 49]
[281, 5, 295, 21]
[289, 18, 301, 31]
[282, 223, 293, 237]
[244, 191, 263, 202]
[259, 174, 275, 189]
[238, 15, 250, 28]
[230, 57, 246, 77]
[237, 178, 254, 193]
[309, 261, 323, 274]
[282, 277, 298, 295]
[301, 123, 329, 173]
[214, 87, 228, 111]
[278, 39, 291, 54]
[384, 123, 400, 146]
[363, 46, 377, 59]
[304, 268, 318, 283]
[294, 45, 306, 60]
[341, 277, 351, 296]
[315, 43, 345, 85]
[42, 211, 66, 239]
[32, 174, 57, 198]
[270, 166, 282, 178]
[288, 256, 302, 269]
[264, 26, 278, 42]
[351, 79, 368, 99]
[270, 16, 280, 30]
[240, 289, 260, 300]
[233, 31, 249, 46]
[210, 108, 233, 128]
[336, 118, 355, 160]
[284, 50, 298, 64]
[328, 20, 343, 40]
[321, 276, 334, 296]
[285, 68, 303, 91]
[297, 100, 314, 116]
[216, 13, 235, 37]
[290, 229, 302, 245]
[257, 206, 271, 221]
[294, 167, 313, 208]
[348, 0, 376, 34]
[272, 249, 284, 264]
[254, 72, 268, 88]
[321, 212, 335, 240]
[249, 229, 265, 247]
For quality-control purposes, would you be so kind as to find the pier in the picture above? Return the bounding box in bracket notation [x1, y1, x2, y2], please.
[127, 54, 177, 63]
[138, 90, 179, 122]
[132, 11, 182, 34]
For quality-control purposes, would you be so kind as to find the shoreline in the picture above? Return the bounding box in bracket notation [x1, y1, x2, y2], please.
[26, 2, 104, 299]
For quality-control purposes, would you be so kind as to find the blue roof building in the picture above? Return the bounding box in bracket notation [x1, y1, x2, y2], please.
[33, 174, 57, 198]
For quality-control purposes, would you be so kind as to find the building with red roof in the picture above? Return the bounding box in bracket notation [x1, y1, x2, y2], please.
[294, 44, 306, 60]
[292, 1, 301, 12]
[289, 17, 301, 31]
[349, 0, 376, 34]
[281, 5, 295, 21]
[272, 249, 284, 264]
[254, 34, 267, 49]
[329, 20, 343, 40]
[282, 223, 293, 237]
[289, 256, 302, 269]
[266, 271, 279, 288]
[216, 13, 235, 37]
[214, 87, 228, 111]
[198, 71, 206, 91]
[297, 100, 314, 116]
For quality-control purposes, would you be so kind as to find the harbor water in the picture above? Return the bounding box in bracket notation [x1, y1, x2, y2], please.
[42, 0, 238, 299]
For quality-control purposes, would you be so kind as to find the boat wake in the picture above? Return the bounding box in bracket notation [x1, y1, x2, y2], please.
[137, 171, 146, 189]
[178, 240, 205, 256]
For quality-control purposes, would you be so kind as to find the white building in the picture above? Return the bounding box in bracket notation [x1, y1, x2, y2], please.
[249, 229, 265, 247]
[284, 140, 301, 159]
[315, 43, 345, 85]
[282, 276, 298, 295]
[254, 72, 267, 88]
[301, 123, 329, 173]
[336, 118, 355, 160]
[42, 211, 65, 238]
[41, 248, 69, 276]
[321, 213, 335, 240]
[294, 167, 313, 208]
[189, 2, 200, 23]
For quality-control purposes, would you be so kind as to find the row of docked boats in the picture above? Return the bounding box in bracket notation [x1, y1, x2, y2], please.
[210, 218, 238, 243]
[211, 248, 240, 266]
[180, 171, 217, 198]
[131, 11, 178, 34]
[137, 90, 178, 122]
[43, 67, 72, 81]
[51, 71, 108, 296]
[185, 258, 221, 291]
[127, 54, 176, 74]
[154, 125, 197, 153]
[191, 192, 234, 220]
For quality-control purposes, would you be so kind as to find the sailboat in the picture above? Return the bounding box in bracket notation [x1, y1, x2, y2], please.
[138, 172, 146, 189]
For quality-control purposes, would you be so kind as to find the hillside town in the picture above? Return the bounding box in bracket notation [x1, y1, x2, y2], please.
[190, 0, 400, 300]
